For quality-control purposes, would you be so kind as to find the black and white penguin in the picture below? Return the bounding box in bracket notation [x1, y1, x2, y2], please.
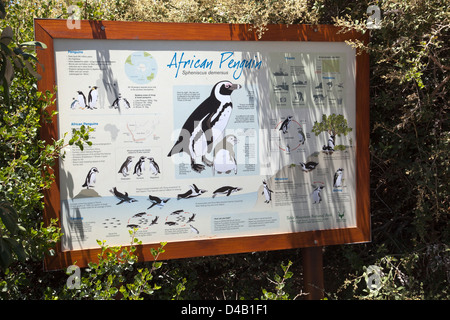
[87, 86, 98, 109]
[212, 186, 242, 198]
[279, 116, 292, 134]
[187, 213, 196, 223]
[312, 186, 324, 204]
[82, 167, 99, 189]
[322, 134, 335, 153]
[299, 161, 319, 172]
[262, 180, 273, 204]
[298, 127, 306, 145]
[177, 184, 207, 199]
[167, 80, 241, 173]
[147, 194, 170, 209]
[76, 91, 87, 109]
[109, 187, 137, 205]
[148, 157, 160, 175]
[111, 93, 130, 111]
[333, 168, 344, 188]
[212, 134, 238, 175]
[133, 156, 146, 176]
[150, 216, 159, 226]
[118, 156, 133, 177]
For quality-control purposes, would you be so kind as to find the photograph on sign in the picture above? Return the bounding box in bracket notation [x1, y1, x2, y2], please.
[53, 39, 357, 252]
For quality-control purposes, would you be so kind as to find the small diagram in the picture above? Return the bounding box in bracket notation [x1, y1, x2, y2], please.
[126, 212, 159, 230]
[274, 116, 306, 153]
[164, 209, 198, 233]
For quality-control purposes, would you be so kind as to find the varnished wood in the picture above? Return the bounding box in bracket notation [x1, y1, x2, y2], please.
[35, 20, 371, 270]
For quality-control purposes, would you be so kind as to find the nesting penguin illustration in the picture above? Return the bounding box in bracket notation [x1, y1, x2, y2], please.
[133, 156, 146, 176]
[148, 157, 160, 175]
[87, 86, 98, 109]
[212, 134, 238, 175]
[167, 81, 241, 173]
[312, 186, 324, 204]
[262, 180, 274, 204]
[279, 116, 292, 134]
[322, 134, 335, 153]
[82, 167, 99, 189]
[118, 156, 133, 177]
[333, 168, 344, 188]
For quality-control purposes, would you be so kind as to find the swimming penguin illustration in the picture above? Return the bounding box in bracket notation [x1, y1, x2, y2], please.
[279, 116, 292, 134]
[87, 86, 98, 109]
[212, 186, 242, 198]
[150, 216, 159, 225]
[212, 134, 238, 175]
[333, 168, 344, 188]
[148, 157, 160, 175]
[109, 187, 137, 205]
[82, 167, 99, 189]
[133, 156, 146, 176]
[298, 127, 306, 145]
[322, 134, 335, 153]
[118, 156, 133, 177]
[111, 93, 130, 111]
[299, 161, 319, 172]
[312, 186, 324, 204]
[187, 213, 196, 223]
[167, 80, 241, 173]
[147, 194, 170, 209]
[262, 180, 273, 203]
[76, 91, 87, 109]
[190, 225, 199, 234]
[177, 184, 207, 199]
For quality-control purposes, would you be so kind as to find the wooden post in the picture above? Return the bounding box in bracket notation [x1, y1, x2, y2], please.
[302, 246, 324, 300]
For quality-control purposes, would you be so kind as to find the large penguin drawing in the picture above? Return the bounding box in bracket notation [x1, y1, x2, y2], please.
[87, 86, 98, 109]
[212, 134, 238, 175]
[167, 81, 241, 173]
[82, 167, 99, 189]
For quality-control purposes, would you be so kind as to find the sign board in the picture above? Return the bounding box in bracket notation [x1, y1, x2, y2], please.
[35, 20, 370, 270]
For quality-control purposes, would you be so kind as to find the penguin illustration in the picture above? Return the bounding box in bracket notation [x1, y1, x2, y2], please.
[148, 157, 160, 175]
[279, 116, 292, 134]
[109, 187, 137, 205]
[87, 86, 98, 109]
[147, 194, 170, 209]
[212, 186, 242, 198]
[298, 127, 306, 145]
[262, 180, 273, 203]
[76, 91, 87, 109]
[187, 213, 196, 223]
[299, 161, 319, 172]
[167, 80, 241, 173]
[333, 168, 344, 188]
[111, 93, 130, 111]
[322, 134, 335, 153]
[133, 156, 146, 176]
[312, 186, 324, 204]
[70, 98, 78, 110]
[212, 134, 238, 175]
[190, 224, 199, 234]
[150, 216, 159, 226]
[82, 167, 99, 189]
[132, 212, 146, 218]
[177, 184, 207, 199]
[118, 156, 133, 177]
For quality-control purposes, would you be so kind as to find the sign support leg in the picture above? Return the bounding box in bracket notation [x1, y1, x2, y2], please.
[301, 246, 324, 300]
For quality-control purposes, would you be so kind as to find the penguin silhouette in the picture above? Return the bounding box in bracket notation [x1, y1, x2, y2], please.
[167, 81, 241, 173]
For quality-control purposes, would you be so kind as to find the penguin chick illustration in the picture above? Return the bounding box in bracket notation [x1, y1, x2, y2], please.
[262, 180, 273, 203]
[133, 156, 146, 176]
[177, 184, 207, 199]
[87, 86, 98, 109]
[148, 157, 160, 175]
[299, 161, 319, 172]
[167, 80, 241, 173]
[333, 168, 344, 188]
[76, 91, 87, 109]
[82, 167, 99, 189]
[111, 93, 130, 111]
[279, 116, 292, 134]
[212, 134, 238, 175]
[312, 186, 324, 204]
[118, 156, 133, 177]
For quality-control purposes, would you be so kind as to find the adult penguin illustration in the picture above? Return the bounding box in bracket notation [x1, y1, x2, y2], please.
[82, 167, 99, 189]
[148, 157, 160, 175]
[167, 80, 241, 173]
[87, 86, 98, 109]
[111, 93, 130, 111]
[279, 116, 292, 134]
[133, 156, 146, 176]
[333, 168, 344, 188]
[118, 156, 133, 177]
[298, 127, 306, 145]
[262, 180, 273, 204]
[322, 134, 335, 153]
[212, 134, 238, 175]
[76, 91, 87, 109]
[299, 161, 319, 172]
[312, 186, 324, 204]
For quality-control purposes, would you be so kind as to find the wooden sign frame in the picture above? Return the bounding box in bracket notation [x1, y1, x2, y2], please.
[35, 19, 370, 270]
